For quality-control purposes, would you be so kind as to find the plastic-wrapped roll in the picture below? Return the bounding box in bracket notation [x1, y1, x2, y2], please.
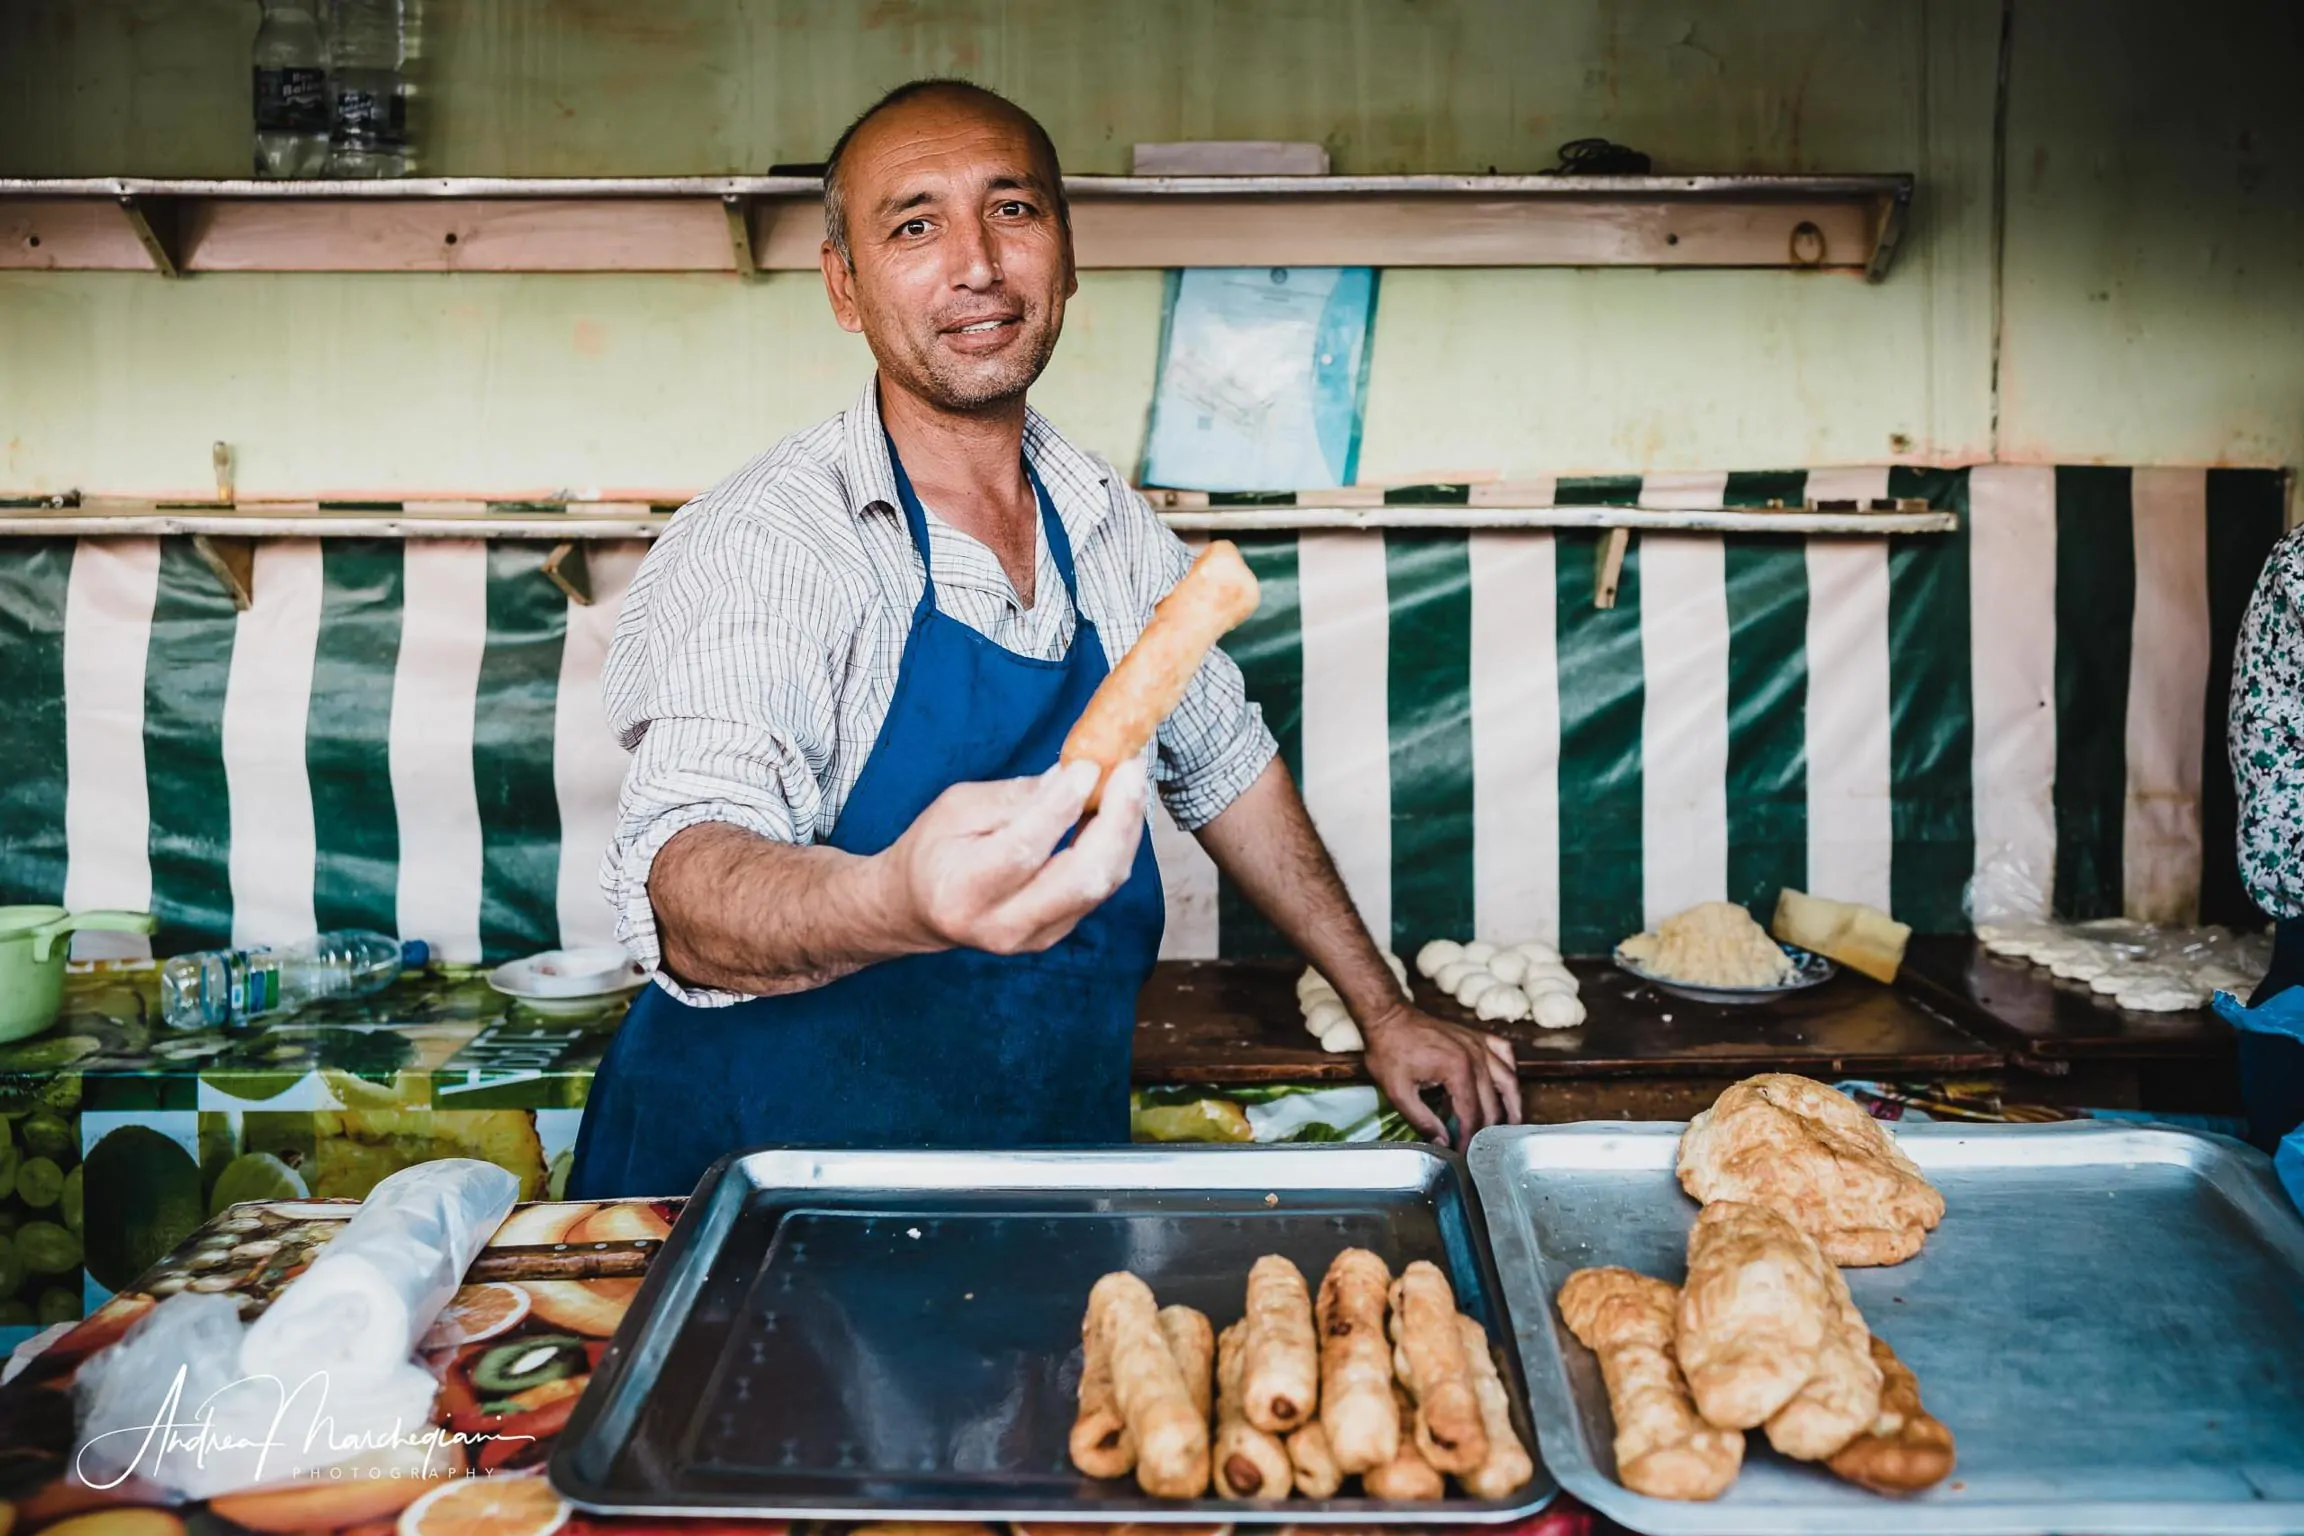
[239, 1158, 517, 1384]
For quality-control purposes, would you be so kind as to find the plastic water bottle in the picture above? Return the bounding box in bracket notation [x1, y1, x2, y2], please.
[160, 931, 429, 1031]
[325, 0, 410, 177]
[252, 0, 329, 177]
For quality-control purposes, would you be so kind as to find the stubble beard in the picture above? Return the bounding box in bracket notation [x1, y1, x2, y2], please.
[890, 307, 1063, 414]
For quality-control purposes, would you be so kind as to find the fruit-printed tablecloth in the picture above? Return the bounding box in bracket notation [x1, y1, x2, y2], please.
[0, 966, 1408, 1362]
[0, 1194, 1597, 1536]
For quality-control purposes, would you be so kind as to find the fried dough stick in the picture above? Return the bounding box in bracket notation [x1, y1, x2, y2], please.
[1161, 1304, 1215, 1423]
[1286, 1421, 1344, 1499]
[1361, 1383, 1446, 1501]
[1387, 1260, 1488, 1475]
[1213, 1321, 1294, 1497]
[1071, 1301, 1215, 1480]
[1088, 1272, 1209, 1497]
[1315, 1247, 1397, 1473]
[1454, 1315, 1535, 1499]
[1826, 1336, 1956, 1494]
[1241, 1254, 1319, 1434]
[1060, 540, 1259, 812]
[1557, 1267, 1742, 1502]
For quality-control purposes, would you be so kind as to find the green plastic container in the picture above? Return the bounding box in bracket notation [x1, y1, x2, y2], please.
[0, 907, 156, 1043]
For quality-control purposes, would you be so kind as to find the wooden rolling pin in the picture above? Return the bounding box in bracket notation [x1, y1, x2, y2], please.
[1061, 540, 1260, 812]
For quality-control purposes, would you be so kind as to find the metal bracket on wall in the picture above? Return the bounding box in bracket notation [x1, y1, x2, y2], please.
[722, 194, 756, 278]
[1593, 526, 1632, 609]
[115, 194, 181, 277]
[190, 532, 254, 609]
[542, 540, 593, 605]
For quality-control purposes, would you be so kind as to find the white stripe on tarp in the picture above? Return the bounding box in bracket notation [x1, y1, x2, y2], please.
[1469, 516, 1558, 944]
[61, 538, 161, 960]
[222, 540, 322, 948]
[553, 542, 645, 953]
[2123, 468, 2210, 923]
[1295, 532, 1392, 944]
[1637, 472, 1731, 926]
[1800, 468, 1895, 911]
[390, 541, 489, 963]
[1152, 532, 1220, 957]
[1967, 465, 2060, 920]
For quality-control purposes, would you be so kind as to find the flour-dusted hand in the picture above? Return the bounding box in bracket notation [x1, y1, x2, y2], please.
[888, 757, 1149, 956]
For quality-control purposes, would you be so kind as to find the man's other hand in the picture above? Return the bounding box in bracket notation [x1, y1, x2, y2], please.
[888, 758, 1149, 956]
[1358, 1004, 1522, 1148]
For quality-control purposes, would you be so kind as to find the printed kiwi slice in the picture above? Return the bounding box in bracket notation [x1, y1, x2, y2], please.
[470, 1333, 585, 1397]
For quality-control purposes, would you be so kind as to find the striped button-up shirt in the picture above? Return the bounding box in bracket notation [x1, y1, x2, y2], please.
[601, 380, 1278, 1003]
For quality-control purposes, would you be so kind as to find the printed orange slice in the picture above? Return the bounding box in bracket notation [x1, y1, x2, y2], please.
[566, 1203, 670, 1244]
[421, 1280, 532, 1350]
[491, 1203, 598, 1247]
[520, 1278, 640, 1338]
[398, 1470, 569, 1536]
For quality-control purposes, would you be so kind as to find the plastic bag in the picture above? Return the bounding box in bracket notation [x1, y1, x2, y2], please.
[72, 1292, 440, 1501]
[1964, 842, 2052, 927]
[240, 1157, 515, 1384]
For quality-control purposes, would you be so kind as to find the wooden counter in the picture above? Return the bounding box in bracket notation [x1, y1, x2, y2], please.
[1898, 934, 2237, 1065]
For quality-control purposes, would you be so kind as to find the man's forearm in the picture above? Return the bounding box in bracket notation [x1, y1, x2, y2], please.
[1189, 757, 1406, 1024]
[648, 822, 929, 996]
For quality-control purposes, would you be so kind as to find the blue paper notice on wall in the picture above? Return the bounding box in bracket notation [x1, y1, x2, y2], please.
[1141, 267, 1378, 492]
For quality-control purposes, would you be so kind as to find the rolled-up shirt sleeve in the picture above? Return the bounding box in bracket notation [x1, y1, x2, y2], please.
[1134, 508, 1281, 831]
[600, 504, 848, 1004]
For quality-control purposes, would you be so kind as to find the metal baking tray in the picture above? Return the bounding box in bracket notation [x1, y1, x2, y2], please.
[552, 1144, 1555, 1523]
[1469, 1120, 2304, 1535]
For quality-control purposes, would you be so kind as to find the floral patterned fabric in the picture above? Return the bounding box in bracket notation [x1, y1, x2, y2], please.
[2232, 526, 2304, 920]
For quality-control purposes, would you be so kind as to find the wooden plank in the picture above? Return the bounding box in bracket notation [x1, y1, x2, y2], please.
[1131, 958, 2005, 1085]
[183, 197, 735, 272]
[0, 199, 153, 270]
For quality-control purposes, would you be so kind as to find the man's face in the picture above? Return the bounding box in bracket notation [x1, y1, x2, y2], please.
[822, 93, 1076, 414]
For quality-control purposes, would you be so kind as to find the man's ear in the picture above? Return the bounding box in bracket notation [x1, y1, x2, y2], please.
[821, 241, 865, 334]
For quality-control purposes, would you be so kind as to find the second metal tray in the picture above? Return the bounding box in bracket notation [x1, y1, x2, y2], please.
[552, 1143, 1556, 1523]
[1470, 1120, 2304, 1535]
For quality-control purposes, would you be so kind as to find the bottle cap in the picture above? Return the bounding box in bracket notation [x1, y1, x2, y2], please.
[400, 938, 431, 968]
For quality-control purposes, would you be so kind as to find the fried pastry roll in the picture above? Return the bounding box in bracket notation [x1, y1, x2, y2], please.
[1453, 1315, 1535, 1500]
[1241, 1254, 1319, 1434]
[1213, 1320, 1295, 1498]
[1315, 1247, 1397, 1473]
[1089, 1271, 1210, 1498]
[1387, 1260, 1488, 1475]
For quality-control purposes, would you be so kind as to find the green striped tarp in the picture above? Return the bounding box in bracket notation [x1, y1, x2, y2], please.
[0, 465, 2285, 965]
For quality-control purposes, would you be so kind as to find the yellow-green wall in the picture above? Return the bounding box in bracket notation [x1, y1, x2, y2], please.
[2, 0, 2298, 500]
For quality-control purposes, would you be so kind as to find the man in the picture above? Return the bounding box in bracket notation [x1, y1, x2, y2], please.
[568, 79, 1520, 1198]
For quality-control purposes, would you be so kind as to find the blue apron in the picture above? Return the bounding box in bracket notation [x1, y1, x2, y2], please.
[568, 439, 1165, 1198]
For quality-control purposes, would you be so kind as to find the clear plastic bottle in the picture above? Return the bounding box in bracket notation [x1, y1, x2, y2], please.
[159, 931, 429, 1031]
[252, 0, 329, 178]
[324, 0, 409, 177]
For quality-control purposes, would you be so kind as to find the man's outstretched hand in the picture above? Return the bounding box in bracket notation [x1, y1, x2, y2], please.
[1357, 1002, 1523, 1148]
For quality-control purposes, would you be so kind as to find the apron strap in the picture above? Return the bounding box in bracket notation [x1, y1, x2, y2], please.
[884, 429, 1082, 620]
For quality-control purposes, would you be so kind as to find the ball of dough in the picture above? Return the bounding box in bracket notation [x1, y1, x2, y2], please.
[1295, 967, 1333, 1004]
[1475, 985, 1531, 1023]
[1317, 1017, 1366, 1053]
[1454, 972, 1500, 1009]
[1485, 950, 1530, 985]
[1434, 960, 1476, 992]
[1522, 966, 1578, 997]
[1304, 997, 1351, 1036]
[2049, 949, 2113, 981]
[1415, 939, 1463, 978]
[1531, 991, 1586, 1030]
[1512, 939, 1561, 964]
[1460, 940, 1499, 965]
[2115, 981, 2208, 1013]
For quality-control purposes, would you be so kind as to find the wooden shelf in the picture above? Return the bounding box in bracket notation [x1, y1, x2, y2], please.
[0, 499, 1954, 540]
[0, 173, 1911, 279]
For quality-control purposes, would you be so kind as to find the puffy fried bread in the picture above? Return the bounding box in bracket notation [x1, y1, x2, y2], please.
[1315, 1247, 1397, 1473]
[1557, 1267, 1743, 1502]
[1454, 1314, 1535, 1500]
[1675, 1201, 1833, 1430]
[1762, 1256, 1882, 1459]
[1242, 1255, 1320, 1433]
[1677, 1075, 1944, 1267]
[1387, 1260, 1488, 1475]
[1826, 1335, 1956, 1494]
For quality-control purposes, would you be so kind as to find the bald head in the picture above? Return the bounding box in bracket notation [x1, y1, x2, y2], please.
[822, 79, 1068, 270]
